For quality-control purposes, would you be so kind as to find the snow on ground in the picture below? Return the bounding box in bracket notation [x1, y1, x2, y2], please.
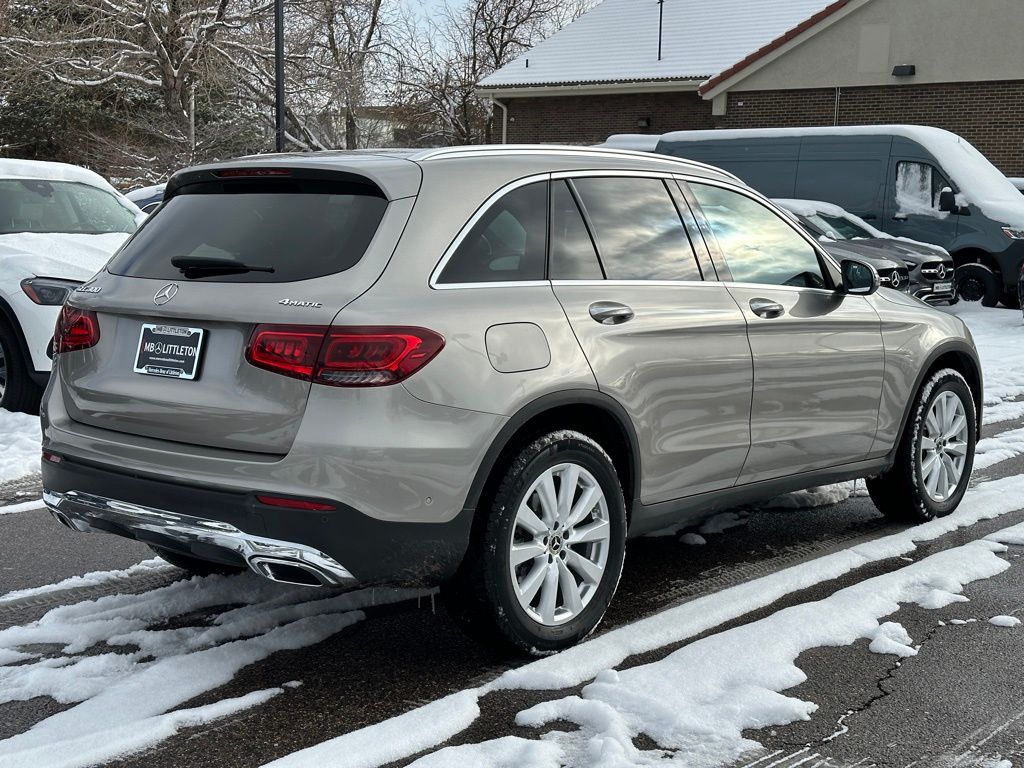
[0, 558, 173, 604]
[0, 410, 40, 484]
[988, 615, 1021, 628]
[0, 498, 43, 515]
[950, 303, 1024, 425]
[414, 536, 1014, 768]
[263, 471, 1024, 768]
[0, 572, 428, 768]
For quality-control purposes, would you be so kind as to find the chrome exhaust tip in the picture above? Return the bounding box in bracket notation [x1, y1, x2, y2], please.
[248, 556, 330, 587]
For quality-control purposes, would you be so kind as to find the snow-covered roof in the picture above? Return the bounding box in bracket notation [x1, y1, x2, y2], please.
[478, 0, 841, 89]
[0, 158, 120, 195]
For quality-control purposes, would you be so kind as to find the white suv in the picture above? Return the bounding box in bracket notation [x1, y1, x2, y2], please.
[0, 160, 142, 411]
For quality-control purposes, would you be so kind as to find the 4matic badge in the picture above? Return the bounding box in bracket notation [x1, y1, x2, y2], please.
[278, 299, 323, 308]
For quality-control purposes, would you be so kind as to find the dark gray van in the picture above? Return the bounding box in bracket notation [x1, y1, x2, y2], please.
[606, 126, 1024, 308]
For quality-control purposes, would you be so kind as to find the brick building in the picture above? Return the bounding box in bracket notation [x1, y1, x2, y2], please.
[477, 0, 1024, 174]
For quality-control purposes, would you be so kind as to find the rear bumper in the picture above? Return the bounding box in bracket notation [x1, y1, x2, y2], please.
[45, 488, 356, 587]
[41, 454, 474, 586]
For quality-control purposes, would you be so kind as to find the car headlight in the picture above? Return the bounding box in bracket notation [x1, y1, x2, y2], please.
[1002, 227, 1024, 240]
[20, 277, 82, 306]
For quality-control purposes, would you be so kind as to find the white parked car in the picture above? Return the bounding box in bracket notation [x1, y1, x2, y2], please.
[0, 159, 142, 412]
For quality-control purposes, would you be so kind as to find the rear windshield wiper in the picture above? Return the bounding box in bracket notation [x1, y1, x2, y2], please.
[171, 255, 275, 276]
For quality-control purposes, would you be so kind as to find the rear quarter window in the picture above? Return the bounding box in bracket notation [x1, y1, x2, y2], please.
[106, 179, 388, 283]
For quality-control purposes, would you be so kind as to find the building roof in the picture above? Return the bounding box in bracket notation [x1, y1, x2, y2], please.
[478, 0, 846, 90]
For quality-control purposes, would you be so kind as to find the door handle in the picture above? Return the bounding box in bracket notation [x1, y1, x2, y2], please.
[589, 301, 634, 325]
[893, 213, 908, 222]
[749, 298, 785, 319]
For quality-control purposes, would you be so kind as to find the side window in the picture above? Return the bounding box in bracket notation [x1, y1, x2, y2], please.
[690, 183, 826, 289]
[572, 177, 702, 282]
[438, 181, 547, 284]
[550, 180, 603, 280]
[895, 161, 951, 215]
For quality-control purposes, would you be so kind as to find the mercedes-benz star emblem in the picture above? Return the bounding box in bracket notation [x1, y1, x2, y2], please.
[890, 272, 902, 289]
[936, 265, 947, 279]
[153, 283, 179, 305]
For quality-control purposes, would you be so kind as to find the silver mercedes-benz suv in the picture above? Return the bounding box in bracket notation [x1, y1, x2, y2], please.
[41, 146, 982, 653]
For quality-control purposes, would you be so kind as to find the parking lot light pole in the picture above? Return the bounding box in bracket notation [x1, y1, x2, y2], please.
[275, 0, 285, 152]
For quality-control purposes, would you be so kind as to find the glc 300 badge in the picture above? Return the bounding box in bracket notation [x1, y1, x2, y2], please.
[75, 285, 102, 294]
[278, 299, 323, 308]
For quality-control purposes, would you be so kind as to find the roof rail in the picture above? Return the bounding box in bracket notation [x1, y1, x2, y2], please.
[412, 144, 743, 183]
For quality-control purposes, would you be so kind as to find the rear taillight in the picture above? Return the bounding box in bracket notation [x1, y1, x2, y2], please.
[53, 305, 100, 354]
[246, 325, 328, 380]
[245, 325, 444, 387]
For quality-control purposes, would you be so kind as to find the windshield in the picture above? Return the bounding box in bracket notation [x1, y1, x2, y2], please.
[0, 179, 137, 235]
[804, 212, 874, 241]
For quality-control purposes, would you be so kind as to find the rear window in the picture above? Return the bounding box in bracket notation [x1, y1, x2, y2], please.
[107, 180, 388, 283]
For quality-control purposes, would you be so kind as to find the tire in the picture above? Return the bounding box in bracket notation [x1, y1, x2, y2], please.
[0, 318, 43, 414]
[867, 369, 976, 523]
[442, 430, 627, 655]
[148, 545, 247, 577]
[954, 263, 1000, 307]
[1001, 289, 1021, 310]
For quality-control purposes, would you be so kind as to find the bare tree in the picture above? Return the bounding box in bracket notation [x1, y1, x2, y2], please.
[1, 0, 262, 167]
[390, 0, 589, 146]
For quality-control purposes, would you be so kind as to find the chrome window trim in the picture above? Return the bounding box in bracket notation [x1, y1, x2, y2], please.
[551, 279, 718, 288]
[431, 280, 552, 291]
[551, 169, 677, 181]
[429, 172, 551, 289]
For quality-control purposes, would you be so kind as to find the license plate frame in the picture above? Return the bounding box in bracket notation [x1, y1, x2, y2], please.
[133, 324, 205, 380]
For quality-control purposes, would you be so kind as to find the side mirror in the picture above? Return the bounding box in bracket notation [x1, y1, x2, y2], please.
[939, 187, 957, 213]
[841, 259, 880, 296]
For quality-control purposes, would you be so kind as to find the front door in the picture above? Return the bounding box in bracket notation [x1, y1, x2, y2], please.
[883, 158, 959, 249]
[685, 181, 885, 485]
[549, 175, 753, 504]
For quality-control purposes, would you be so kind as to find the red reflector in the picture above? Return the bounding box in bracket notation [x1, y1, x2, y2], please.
[54, 305, 100, 354]
[245, 325, 328, 380]
[215, 168, 292, 178]
[245, 325, 444, 387]
[42, 451, 63, 464]
[317, 327, 445, 387]
[256, 494, 335, 511]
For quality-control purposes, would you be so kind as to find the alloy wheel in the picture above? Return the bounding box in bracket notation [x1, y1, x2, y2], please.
[509, 462, 611, 626]
[919, 391, 970, 502]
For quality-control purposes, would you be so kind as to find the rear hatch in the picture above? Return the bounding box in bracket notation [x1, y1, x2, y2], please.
[57, 161, 419, 454]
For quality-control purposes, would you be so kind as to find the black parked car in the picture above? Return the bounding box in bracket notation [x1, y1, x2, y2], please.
[774, 199, 956, 305]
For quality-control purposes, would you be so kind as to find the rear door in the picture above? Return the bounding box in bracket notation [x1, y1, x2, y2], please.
[58, 170, 411, 454]
[550, 173, 753, 504]
[684, 180, 884, 484]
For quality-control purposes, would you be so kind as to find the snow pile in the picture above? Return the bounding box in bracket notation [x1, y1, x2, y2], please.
[0, 572, 427, 768]
[0, 410, 40, 484]
[409, 537, 1012, 768]
[988, 615, 1021, 628]
[763, 481, 858, 510]
[975, 426, 1024, 471]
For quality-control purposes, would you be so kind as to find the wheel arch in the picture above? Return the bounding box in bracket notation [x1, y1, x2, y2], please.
[951, 247, 999, 274]
[462, 390, 641, 525]
[894, 341, 984, 451]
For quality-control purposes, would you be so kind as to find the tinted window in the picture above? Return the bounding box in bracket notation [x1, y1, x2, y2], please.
[690, 184, 825, 289]
[0, 179, 137, 235]
[573, 177, 700, 281]
[107, 180, 387, 283]
[439, 181, 547, 284]
[550, 181, 603, 280]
